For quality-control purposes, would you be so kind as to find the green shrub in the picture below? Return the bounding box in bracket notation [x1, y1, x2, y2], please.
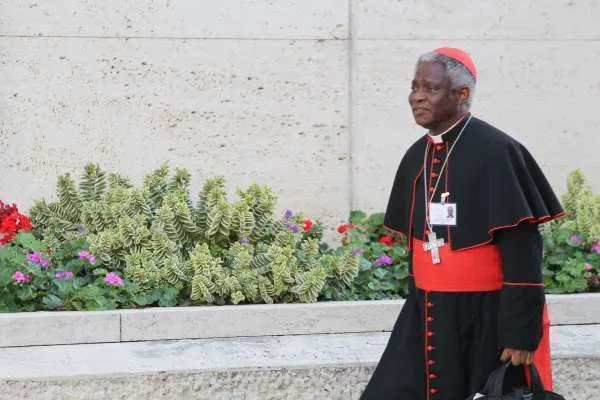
[25, 163, 359, 307]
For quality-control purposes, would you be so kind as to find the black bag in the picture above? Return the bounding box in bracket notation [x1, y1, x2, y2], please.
[465, 362, 566, 400]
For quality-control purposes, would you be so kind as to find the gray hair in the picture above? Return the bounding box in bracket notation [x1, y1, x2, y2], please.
[416, 52, 476, 108]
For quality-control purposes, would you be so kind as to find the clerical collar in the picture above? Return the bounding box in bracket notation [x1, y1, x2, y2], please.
[427, 113, 471, 144]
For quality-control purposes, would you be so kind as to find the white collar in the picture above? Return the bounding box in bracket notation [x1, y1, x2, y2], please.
[427, 114, 469, 144]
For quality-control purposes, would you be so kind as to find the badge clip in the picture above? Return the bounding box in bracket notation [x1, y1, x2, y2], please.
[441, 192, 450, 205]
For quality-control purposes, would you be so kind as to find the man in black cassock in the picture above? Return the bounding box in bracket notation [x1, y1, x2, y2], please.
[360, 48, 564, 400]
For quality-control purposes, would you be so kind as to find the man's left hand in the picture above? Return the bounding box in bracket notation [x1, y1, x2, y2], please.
[500, 348, 534, 366]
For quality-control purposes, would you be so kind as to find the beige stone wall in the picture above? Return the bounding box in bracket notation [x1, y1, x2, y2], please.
[1, 1, 599, 231]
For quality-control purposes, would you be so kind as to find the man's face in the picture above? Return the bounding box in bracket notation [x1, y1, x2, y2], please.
[408, 61, 462, 131]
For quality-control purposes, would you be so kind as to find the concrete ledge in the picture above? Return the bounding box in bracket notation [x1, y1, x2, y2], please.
[119, 299, 400, 342]
[0, 310, 120, 348]
[1, 294, 599, 348]
[546, 293, 600, 325]
[0, 327, 598, 399]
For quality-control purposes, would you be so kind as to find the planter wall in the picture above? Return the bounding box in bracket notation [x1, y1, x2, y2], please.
[1, 293, 599, 348]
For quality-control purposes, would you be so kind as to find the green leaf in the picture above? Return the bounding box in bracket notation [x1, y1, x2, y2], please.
[17, 232, 47, 252]
[134, 289, 162, 306]
[93, 268, 108, 276]
[373, 268, 388, 279]
[349, 210, 367, 224]
[359, 258, 373, 271]
[366, 213, 385, 227]
[158, 287, 179, 307]
[16, 285, 34, 301]
[53, 279, 73, 296]
[0, 301, 10, 313]
[42, 294, 64, 310]
[0, 268, 13, 286]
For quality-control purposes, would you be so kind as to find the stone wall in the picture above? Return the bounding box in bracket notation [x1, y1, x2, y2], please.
[1, 1, 599, 230]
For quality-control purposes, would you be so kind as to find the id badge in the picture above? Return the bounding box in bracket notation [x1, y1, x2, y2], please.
[429, 203, 457, 226]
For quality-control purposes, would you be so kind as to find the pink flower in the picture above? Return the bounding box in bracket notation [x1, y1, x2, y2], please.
[12, 271, 31, 283]
[27, 252, 42, 264]
[78, 250, 96, 265]
[27, 251, 51, 269]
[375, 254, 393, 266]
[571, 235, 584, 246]
[55, 271, 74, 280]
[592, 240, 600, 255]
[104, 272, 124, 286]
[584, 263, 594, 271]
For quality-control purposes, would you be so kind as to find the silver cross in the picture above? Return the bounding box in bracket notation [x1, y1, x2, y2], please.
[423, 231, 445, 264]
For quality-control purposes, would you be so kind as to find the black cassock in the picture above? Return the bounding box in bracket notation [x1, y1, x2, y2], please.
[360, 115, 564, 400]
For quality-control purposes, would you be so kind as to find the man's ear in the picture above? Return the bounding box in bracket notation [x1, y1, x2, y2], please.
[457, 87, 470, 106]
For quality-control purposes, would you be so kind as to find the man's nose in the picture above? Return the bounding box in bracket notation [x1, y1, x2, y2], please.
[411, 89, 427, 103]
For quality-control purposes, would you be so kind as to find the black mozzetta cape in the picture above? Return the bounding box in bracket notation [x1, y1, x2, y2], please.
[383, 115, 564, 250]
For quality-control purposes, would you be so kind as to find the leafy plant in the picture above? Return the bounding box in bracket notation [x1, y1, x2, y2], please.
[0, 231, 133, 312]
[27, 163, 359, 307]
[322, 211, 409, 301]
[541, 170, 600, 293]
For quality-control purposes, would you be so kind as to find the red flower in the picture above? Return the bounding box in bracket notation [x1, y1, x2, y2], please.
[0, 201, 18, 223]
[0, 231, 16, 244]
[0, 201, 33, 244]
[0, 213, 32, 233]
[337, 223, 355, 234]
[378, 235, 394, 247]
[302, 219, 313, 232]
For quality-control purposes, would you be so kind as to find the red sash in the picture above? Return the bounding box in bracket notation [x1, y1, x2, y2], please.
[412, 238, 503, 292]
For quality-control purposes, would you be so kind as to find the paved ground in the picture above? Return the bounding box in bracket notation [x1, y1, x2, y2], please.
[0, 326, 598, 399]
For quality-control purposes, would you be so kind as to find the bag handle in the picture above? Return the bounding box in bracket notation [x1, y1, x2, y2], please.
[484, 362, 545, 397]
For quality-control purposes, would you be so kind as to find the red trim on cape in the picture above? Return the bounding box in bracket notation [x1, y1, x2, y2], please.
[456, 211, 566, 252]
[384, 210, 565, 252]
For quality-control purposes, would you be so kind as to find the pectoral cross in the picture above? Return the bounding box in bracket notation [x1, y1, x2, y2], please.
[423, 231, 445, 264]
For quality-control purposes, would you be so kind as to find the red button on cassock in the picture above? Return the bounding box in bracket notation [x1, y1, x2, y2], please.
[427, 317, 434, 322]
[430, 388, 438, 394]
[427, 331, 435, 337]
[429, 373, 437, 379]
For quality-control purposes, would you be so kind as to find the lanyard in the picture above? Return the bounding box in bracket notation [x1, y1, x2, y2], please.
[423, 114, 472, 232]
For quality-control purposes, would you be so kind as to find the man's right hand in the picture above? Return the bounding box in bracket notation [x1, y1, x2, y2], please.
[500, 348, 534, 366]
